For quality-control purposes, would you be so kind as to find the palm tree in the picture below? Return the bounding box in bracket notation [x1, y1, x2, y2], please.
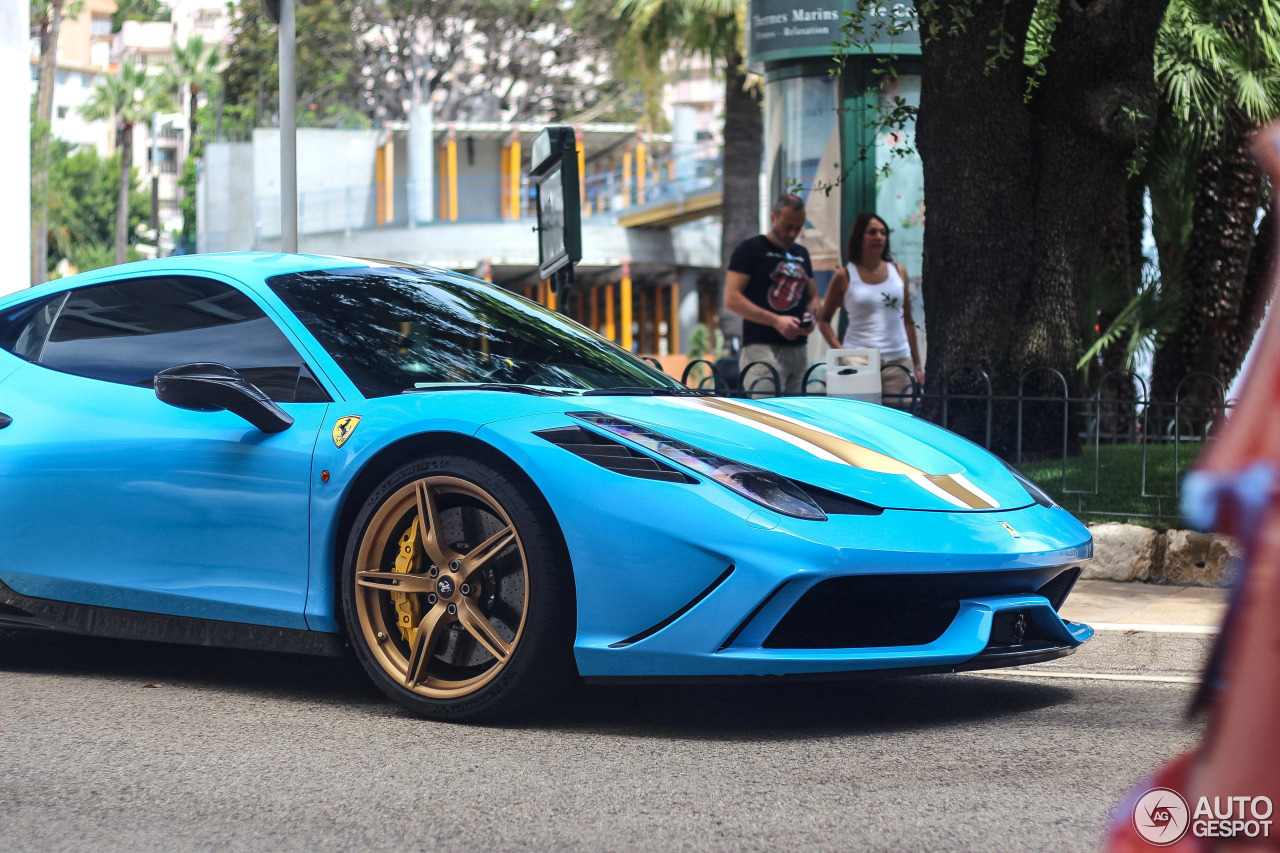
[79, 60, 174, 264]
[1147, 0, 1280, 402]
[164, 35, 221, 152]
[604, 0, 760, 315]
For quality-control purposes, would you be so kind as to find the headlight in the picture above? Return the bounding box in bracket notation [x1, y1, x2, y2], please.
[1005, 463, 1058, 508]
[570, 411, 827, 520]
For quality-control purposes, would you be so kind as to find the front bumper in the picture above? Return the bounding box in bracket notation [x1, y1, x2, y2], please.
[578, 577, 1092, 680]
[480, 417, 1095, 681]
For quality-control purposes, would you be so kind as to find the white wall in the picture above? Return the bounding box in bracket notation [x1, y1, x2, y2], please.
[3, 0, 30, 293]
[252, 128, 380, 239]
[198, 141, 255, 253]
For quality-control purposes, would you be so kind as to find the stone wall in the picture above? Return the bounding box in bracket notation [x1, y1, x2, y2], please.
[1084, 523, 1241, 586]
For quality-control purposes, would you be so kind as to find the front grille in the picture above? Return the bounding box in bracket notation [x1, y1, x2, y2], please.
[535, 426, 697, 483]
[765, 577, 960, 649]
[762, 565, 1079, 650]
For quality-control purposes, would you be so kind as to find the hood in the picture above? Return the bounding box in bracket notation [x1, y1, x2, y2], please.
[567, 394, 1034, 513]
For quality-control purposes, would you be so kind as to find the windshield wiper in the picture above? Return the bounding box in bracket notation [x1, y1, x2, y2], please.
[581, 386, 709, 396]
[404, 383, 564, 396]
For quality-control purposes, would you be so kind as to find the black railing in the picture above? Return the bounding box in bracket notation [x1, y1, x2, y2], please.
[669, 360, 1232, 524]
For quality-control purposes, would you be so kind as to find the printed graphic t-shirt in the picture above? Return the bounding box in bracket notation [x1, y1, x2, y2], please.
[728, 235, 815, 347]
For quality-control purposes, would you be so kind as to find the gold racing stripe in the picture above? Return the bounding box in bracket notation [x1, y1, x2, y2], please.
[691, 398, 1000, 509]
[695, 397, 919, 475]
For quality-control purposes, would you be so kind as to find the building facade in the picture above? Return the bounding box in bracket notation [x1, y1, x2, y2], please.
[198, 116, 723, 368]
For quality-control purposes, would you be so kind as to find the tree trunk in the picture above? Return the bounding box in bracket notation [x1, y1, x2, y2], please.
[914, 0, 1167, 457]
[1218, 202, 1274, 389]
[35, 0, 63, 125]
[717, 47, 761, 342]
[1150, 128, 1263, 410]
[189, 87, 200, 150]
[1090, 176, 1147, 439]
[117, 122, 133, 265]
[31, 0, 66, 286]
[1093, 176, 1147, 372]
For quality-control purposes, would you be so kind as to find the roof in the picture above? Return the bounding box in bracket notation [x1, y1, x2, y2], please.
[0, 253, 404, 309]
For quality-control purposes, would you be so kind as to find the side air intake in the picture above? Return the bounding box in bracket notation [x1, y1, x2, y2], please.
[535, 426, 697, 484]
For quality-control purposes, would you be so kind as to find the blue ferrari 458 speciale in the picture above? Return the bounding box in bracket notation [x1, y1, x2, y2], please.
[0, 253, 1093, 719]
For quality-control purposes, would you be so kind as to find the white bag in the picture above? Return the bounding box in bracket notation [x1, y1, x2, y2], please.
[825, 348, 882, 403]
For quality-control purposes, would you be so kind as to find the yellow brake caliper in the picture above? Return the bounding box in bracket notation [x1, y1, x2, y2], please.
[392, 521, 423, 646]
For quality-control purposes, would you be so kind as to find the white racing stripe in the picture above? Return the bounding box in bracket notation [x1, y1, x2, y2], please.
[722, 398, 859, 443]
[666, 397, 848, 465]
[664, 398, 1003, 510]
[949, 473, 999, 509]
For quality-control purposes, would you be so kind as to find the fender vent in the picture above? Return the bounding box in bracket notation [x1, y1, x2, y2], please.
[535, 426, 697, 484]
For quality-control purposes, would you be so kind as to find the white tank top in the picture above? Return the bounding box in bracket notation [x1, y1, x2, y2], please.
[841, 261, 911, 360]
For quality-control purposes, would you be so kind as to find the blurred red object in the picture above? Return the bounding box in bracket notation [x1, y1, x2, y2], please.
[1106, 124, 1280, 851]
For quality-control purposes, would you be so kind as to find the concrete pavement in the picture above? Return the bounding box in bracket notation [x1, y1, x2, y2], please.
[1062, 579, 1227, 633]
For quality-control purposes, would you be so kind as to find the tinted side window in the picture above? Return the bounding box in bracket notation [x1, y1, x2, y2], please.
[0, 293, 67, 362]
[41, 276, 329, 402]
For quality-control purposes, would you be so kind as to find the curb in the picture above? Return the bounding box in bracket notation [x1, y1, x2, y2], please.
[1084, 523, 1240, 587]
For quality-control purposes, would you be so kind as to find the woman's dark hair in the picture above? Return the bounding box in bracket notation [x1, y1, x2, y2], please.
[847, 213, 893, 265]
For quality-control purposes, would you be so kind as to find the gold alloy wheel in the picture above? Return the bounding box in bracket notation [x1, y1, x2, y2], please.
[353, 475, 529, 699]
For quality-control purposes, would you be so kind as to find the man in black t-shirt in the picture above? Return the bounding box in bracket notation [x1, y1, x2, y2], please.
[724, 194, 822, 394]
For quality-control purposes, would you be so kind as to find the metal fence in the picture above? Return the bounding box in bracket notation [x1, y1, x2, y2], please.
[671, 359, 1234, 525]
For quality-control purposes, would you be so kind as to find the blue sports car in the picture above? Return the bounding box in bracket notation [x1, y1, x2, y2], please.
[0, 253, 1092, 720]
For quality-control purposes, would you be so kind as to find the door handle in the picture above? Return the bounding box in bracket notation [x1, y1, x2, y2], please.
[0, 413, 10, 429]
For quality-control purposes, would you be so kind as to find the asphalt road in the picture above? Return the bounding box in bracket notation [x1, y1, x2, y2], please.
[0, 629, 1206, 852]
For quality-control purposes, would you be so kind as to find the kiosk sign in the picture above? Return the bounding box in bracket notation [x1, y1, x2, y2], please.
[531, 126, 581, 288]
[745, 1, 920, 70]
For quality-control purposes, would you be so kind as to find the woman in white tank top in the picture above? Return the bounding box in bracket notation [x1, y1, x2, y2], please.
[817, 213, 924, 404]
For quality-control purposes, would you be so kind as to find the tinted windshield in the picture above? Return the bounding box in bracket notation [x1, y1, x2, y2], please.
[268, 267, 683, 398]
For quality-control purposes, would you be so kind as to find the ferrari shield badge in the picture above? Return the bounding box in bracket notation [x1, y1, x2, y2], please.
[332, 416, 361, 448]
[999, 522, 1022, 539]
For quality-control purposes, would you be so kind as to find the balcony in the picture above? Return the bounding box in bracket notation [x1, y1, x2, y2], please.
[250, 139, 722, 237]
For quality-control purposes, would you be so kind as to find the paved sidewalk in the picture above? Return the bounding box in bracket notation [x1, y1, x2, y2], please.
[1061, 579, 1228, 633]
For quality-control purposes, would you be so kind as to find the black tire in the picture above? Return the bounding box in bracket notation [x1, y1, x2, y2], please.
[341, 453, 575, 721]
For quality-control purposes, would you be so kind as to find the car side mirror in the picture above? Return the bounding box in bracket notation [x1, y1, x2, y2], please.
[155, 363, 294, 434]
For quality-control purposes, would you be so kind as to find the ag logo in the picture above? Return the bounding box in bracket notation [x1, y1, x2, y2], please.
[332, 415, 362, 448]
[1133, 787, 1190, 846]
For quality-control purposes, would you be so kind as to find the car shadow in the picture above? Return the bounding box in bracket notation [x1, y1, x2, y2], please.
[0, 628, 384, 707]
[520, 675, 1074, 739]
[0, 629, 1074, 735]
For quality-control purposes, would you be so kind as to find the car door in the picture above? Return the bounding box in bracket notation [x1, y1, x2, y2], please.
[0, 274, 330, 629]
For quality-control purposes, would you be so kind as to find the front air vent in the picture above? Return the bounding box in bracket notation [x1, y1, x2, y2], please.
[535, 426, 697, 484]
[802, 484, 883, 516]
[1036, 566, 1083, 611]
